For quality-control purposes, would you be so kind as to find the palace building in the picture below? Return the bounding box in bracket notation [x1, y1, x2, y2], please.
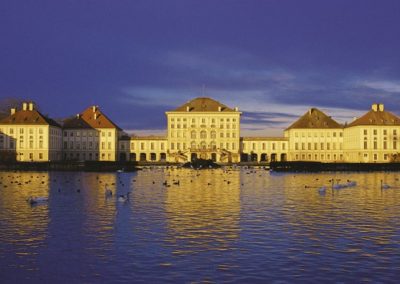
[1, 98, 400, 164]
[62, 106, 123, 161]
[0, 102, 62, 161]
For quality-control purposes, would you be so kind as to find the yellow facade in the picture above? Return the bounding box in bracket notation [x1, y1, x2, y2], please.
[0, 102, 62, 161]
[3, 100, 400, 164]
[165, 98, 242, 163]
[343, 104, 400, 163]
[241, 137, 288, 162]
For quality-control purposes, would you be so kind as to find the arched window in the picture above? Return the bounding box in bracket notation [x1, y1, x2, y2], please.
[191, 130, 196, 139]
[191, 141, 196, 149]
[210, 141, 216, 150]
[211, 131, 216, 139]
[200, 131, 207, 139]
[200, 141, 207, 150]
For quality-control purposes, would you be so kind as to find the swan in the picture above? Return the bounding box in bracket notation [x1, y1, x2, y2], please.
[381, 180, 390, 189]
[346, 180, 357, 187]
[105, 186, 113, 197]
[27, 196, 48, 205]
[318, 186, 327, 193]
[118, 192, 131, 202]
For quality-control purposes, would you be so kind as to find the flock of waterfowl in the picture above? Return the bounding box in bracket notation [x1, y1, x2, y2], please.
[0, 167, 398, 207]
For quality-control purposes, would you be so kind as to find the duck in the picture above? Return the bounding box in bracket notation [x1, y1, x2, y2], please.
[27, 196, 48, 205]
[318, 186, 327, 194]
[118, 192, 131, 202]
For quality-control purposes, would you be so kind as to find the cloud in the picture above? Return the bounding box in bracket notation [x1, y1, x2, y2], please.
[357, 80, 400, 93]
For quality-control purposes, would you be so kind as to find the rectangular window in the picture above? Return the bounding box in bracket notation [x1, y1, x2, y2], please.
[39, 153, 43, 160]
[102, 142, 105, 149]
[364, 129, 367, 135]
[364, 141, 368, 149]
[321, 143, 324, 150]
[394, 141, 397, 150]
[327, 143, 330, 150]
[295, 143, 298, 150]
[308, 143, 311, 150]
[374, 141, 377, 150]
[108, 142, 111, 150]
[314, 143, 318, 150]
[384, 141, 387, 150]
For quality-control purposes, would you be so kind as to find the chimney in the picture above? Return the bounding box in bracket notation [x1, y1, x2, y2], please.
[28, 102, 34, 111]
[218, 106, 222, 112]
[92, 106, 96, 112]
[378, 104, 384, 112]
[234, 107, 239, 111]
[186, 106, 190, 112]
[22, 102, 28, 111]
[94, 113, 97, 120]
[10, 108, 16, 115]
[371, 103, 378, 112]
[76, 114, 80, 119]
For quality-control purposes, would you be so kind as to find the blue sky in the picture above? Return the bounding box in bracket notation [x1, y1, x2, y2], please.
[1, 0, 400, 136]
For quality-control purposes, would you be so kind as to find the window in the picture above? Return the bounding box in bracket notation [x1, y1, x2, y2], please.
[39, 141, 43, 149]
[314, 143, 318, 150]
[151, 143, 154, 150]
[211, 131, 216, 139]
[200, 131, 207, 139]
[141, 143, 144, 150]
[108, 132, 111, 137]
[39, 153, 43, 160]
[295, 143, 298, 150]
[383, 129, 387, 135]
[384, 141, 387, 150]
[373, 129, 377, 135]
[374, 141, 377, 150]
[191, 131, 196, 139]
[171, 143, 174, 150]
[364, 141, 368, 149]
[308, 143, 311, 150]
[101, 142, 105, 149]
[364, 129, 367, 135]
[20, 128, 24, 134]
[272, 143, 276, 151]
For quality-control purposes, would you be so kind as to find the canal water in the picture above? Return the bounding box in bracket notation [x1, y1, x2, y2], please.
[0, 168, 400, 283]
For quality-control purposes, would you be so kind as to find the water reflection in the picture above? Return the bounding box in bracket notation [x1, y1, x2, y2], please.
[1, 169, 400, 282]
[163, 169, 241, 255]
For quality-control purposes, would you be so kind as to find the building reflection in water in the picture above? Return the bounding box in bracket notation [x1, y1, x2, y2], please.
[0, 172, 50, 274]
[162, 168, 241, 255]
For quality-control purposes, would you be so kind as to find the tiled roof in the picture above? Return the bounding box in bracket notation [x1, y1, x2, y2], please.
[63, 106, 121, 130]
[347, 109, 400, 127]
[286, 108, 342, 130]
[172, 97, 237, 112]
[0, 109, 61, 127]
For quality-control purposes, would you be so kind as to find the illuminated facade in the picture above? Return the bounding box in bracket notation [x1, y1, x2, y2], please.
[0, 102, 62, 161]
[2, 99, 400, 163]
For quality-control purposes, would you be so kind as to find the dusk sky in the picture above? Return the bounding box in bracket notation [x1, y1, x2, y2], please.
[1, 0, 400, 136]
